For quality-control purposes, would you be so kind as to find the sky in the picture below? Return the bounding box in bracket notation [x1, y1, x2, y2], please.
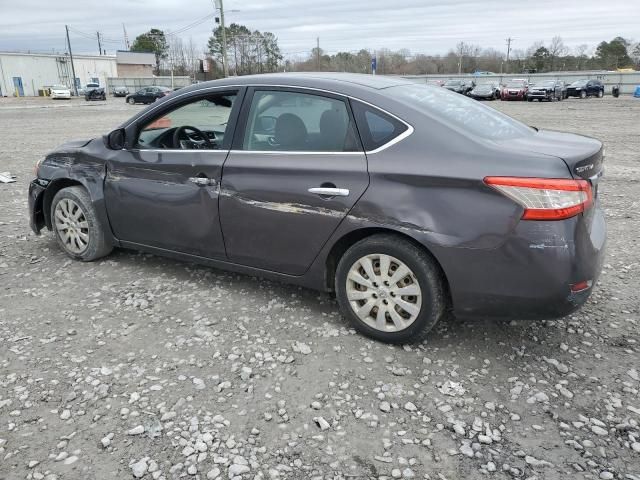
[1, 0, 638, 59]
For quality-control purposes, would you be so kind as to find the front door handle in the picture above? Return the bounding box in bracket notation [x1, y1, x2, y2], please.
[189, 176, 216, 186]
[308, 187, 350, 197]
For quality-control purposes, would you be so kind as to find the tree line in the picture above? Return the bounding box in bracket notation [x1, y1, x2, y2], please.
[130, 26, 639, 79]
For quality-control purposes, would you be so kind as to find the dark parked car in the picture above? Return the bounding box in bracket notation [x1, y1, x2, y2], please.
[566, 79, 604, 99]
[28, 73, 605, 344]
[126, 86, 172, 104]
[527, 80, 563, 102]
[468, 82, 501, 100]
[112, 86, 129, 97]
[442, 79, 475, 95]
[85, 86, 106, 101]
[501, 79, 529, 100]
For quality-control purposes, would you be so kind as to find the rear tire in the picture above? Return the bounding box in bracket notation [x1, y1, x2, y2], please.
[51, 186, 112, 262]
[335, 235, 446, 344]
[127, 97, 135, 104]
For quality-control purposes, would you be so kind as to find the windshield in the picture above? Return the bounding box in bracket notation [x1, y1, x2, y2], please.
[52, 85, 67, 89]
[388, 84, 534, 140]
[570, 80, 588, 87]
[506, 80, 525, 88]
[444, 80, 461, 86]
[533, 81, 555, 87]
[475, 84, 493, 90]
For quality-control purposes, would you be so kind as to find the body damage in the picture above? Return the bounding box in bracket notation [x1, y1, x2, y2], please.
[30, 73, 606, 321]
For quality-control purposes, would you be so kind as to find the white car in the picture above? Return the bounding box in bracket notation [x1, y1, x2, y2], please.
[50, 85, 71, 99]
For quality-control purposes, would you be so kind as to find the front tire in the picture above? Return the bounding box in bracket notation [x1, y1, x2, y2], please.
[597, 90, 604, 98]
[580, 90, 587, 99]
[335, 235, 446, 344]
[51, 186, 112, 261]
[127, 97, 135, 104]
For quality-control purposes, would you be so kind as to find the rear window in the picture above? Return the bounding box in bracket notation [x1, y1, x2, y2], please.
[351, 101, 408, 151]
[387, 84, 534, 140]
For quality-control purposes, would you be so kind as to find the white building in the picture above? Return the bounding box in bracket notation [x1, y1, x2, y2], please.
[0, 51, 156, 96]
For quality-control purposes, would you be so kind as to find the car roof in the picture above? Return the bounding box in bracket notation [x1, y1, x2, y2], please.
[179, 72, 415, 96]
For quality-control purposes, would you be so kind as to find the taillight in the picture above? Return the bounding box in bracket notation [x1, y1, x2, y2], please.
[484, 177, 593, 220]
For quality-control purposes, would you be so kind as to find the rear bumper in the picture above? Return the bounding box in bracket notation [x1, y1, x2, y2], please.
[28, 180, 48, 234]
[434, 203, 606, 320]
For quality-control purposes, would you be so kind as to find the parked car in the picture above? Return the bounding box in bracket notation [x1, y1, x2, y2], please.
[28, 73, 605, 344]
[78, 82, 100, 97]
[85, 87, 106, 101]
[501, 79, 529, 101]
[566, 79, 605, 99]
[112, 86, 129, 97]
[468, 82, 501, 100]
[126, 86, 172, 104]
[442, 79, 475, 95]
[527, 80, 564, 102]
[50, 85, 71, 99]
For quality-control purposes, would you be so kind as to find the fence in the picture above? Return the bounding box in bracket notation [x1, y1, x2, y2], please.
[401, 71, 640, 95]
[105, 76, 192, 93]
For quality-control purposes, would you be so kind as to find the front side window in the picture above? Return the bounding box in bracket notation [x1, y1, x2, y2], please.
[242, 90, 359, 152]
[351, 101, 408, 151]
[136, 92, 237, 150]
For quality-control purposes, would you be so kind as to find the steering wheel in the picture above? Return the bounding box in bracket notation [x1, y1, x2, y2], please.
[173, 125, 214, 150]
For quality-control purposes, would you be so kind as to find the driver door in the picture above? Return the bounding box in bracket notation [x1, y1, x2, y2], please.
[104, 89, 242, 259]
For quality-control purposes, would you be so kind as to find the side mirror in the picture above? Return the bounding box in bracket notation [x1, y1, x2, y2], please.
[106, 128, 126, 150]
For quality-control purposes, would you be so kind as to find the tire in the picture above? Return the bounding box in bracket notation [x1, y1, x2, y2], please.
[580, 90, 587, 99]
[598, 90, 604, 98]
[335, 234, 446, 344]
[51, 186, 113, 262]
[528, 98, 533, 102]
[127, 97, 135, 104]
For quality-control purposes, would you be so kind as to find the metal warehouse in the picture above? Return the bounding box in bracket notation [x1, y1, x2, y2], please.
[0, 51, 155, 96]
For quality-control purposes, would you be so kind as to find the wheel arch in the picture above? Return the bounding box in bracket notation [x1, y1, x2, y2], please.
[325, 227, 452, 308]
[43, 178, 84, 230]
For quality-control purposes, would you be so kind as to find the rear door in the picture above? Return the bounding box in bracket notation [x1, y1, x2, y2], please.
[219, 87, 369, 275]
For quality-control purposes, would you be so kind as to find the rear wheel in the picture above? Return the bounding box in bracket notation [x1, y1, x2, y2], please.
[51, 187, 112, 261]
[335, 235, 446, 344]
[127, 97, 135, 104]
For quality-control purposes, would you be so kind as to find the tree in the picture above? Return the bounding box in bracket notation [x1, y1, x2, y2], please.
[548, 36, 567, 71]
[595, 37, 632, 69]
[531, 46, 550, 72]
[131, 28, 169, 75]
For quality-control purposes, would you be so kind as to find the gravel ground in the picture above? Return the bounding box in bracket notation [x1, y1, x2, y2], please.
[1, 95, 639, 480]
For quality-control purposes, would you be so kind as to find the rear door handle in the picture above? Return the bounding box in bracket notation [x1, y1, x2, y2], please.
[189, 176, 216, 186]
[308, 187, 350, 197]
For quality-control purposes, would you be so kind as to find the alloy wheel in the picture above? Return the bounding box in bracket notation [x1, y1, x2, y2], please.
[54, 198, 89, 254]
[346, 254, 422, 332]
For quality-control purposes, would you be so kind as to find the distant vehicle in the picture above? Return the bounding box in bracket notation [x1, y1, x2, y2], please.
[126, 86, 172, 105]
[78, 82, 100, 96]
[501, 79, 529, 101]
[50, 85, 71, 99]
[469, 83, 501, 100]
[85, 87, 106, 101]
[112, 86, 129, 97]
[527, 80, 563, 102]
[442, 79, 475, 95]
[566, 79, 604, 99]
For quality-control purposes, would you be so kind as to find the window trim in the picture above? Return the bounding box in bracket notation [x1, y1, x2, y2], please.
[123, 84, 413, 154]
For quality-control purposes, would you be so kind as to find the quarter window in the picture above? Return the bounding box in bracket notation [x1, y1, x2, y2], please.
[242, 90, 360, 152]
[351, 101, 408, 151]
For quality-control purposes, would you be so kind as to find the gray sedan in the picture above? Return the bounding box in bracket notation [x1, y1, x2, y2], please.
[28, 73, 605, 343]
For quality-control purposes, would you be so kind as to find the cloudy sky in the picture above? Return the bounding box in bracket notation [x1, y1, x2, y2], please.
[1, 0, 638, 59]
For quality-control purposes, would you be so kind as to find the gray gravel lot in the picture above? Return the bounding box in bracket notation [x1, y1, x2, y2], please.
[1, 94, 639, 480]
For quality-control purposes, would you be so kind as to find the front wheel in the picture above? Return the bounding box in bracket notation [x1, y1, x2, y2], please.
[597, 90, 604, 98]
[580, 90, 587, 99]
[51, 186, 113, 261]
[127, 97, 135, 104]
[335, 235, 446, 344]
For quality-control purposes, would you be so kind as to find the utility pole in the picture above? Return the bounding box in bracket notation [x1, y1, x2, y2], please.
[216, 0, 229, 77]
[505, 37, 513, 74]
[123, 23, 130, 49]
[96, 31, 102, 55]
[316, 37, 320, 70]
[65, 25, 78, 96]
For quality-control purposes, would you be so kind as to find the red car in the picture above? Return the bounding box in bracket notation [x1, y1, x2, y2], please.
[501, 79, 529, 101]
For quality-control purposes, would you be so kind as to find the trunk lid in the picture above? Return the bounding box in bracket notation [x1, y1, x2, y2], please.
[501, 129, 604, 180]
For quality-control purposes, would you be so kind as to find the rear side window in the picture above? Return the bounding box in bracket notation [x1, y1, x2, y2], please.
[351, 101, 408, 151]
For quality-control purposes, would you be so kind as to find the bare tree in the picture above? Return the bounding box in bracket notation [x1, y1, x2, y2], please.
[548, 36, 567, 70]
